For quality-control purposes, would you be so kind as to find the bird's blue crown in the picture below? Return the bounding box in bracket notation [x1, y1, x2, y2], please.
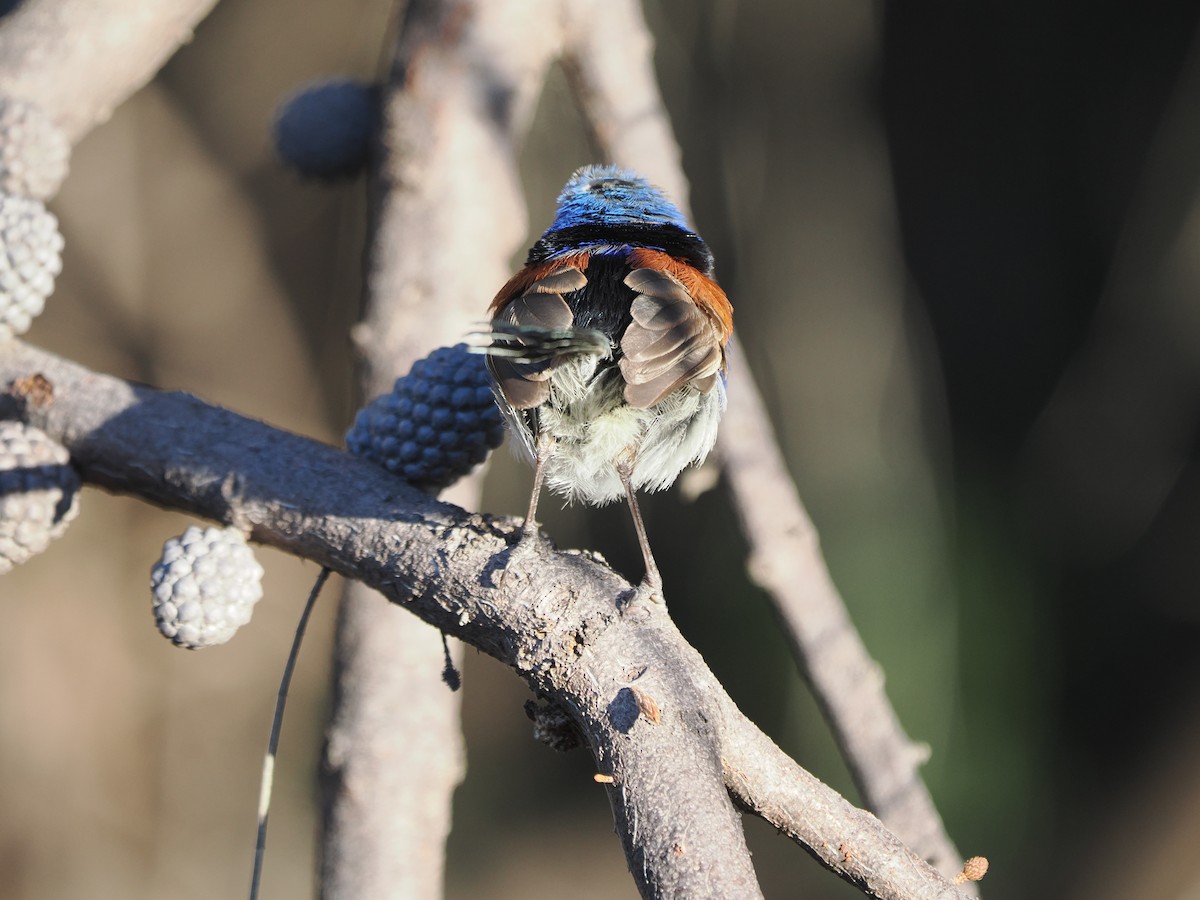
[529, 165, 714, 274]
[547, 165, 691, 233]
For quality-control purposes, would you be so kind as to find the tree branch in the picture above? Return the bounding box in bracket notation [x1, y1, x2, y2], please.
[558, 0, 688, 205]
[1, 337, 974, 900]
[0, 0, 221, 143]
[721, 700, 960, 898]
[319, 2, 565, 895]
[720, 339, 969, 881]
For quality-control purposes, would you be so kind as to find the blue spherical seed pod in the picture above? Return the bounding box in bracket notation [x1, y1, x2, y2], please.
[273, 78, 379, 179]
[346, 343, 505, 491]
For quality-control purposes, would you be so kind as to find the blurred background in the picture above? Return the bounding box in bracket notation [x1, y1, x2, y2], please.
[3, 0, 1200, 897]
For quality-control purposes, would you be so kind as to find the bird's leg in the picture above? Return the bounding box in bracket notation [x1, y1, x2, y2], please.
[499, 430, 554, 587]
[522, 429, 555, 540]
[616, 456, 663, 603]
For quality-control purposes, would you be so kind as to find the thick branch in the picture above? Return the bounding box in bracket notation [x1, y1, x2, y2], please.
[1, 338, 973, 900]
[355, 0, 557, 378]
[559, 2, 968, 881]
[320, 3, 565, 896]
[0, 0, 220, 143]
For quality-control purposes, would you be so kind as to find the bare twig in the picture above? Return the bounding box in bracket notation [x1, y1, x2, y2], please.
[252, 567, 330, 900]
[0, 0, 221, 144]
[2, 338, 975, 899]
[720, 698, 960, 899]
[559, 0, 968, 881]
[719, 339, 968, 879]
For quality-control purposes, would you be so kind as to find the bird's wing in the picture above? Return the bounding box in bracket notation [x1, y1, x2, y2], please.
[487, 264, 589, 410]
[619, 266, 725, 409]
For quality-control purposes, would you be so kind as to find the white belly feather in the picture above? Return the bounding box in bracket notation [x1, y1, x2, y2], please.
[503, 355, 725, 505]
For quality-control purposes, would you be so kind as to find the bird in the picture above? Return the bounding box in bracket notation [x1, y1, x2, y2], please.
[475, 164, 732, 599]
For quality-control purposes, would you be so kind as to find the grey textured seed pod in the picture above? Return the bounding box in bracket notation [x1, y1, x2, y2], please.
[0, 420, 81, 574]
[151, 525, 265, 650]
[0, 98, 69, 200]
[0, 194, 63, 340]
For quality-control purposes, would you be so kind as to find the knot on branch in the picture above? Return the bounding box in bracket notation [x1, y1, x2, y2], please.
[524, 698, 581, 752]
[607, 685, 662, 732]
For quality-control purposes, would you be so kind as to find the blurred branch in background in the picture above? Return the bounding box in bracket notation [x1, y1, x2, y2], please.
[319, 1, 556, 895]
[0, 0, 219, 142]
[1018, 19, 1200, 900]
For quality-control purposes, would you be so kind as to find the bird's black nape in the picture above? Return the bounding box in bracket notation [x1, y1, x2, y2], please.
[528, 222, 715, 275]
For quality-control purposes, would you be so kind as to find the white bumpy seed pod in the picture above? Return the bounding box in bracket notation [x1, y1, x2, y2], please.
[0, 98, 70, 200]
[151, 525, 265, 649]
[0, 420, 81, 574]
[0, 194, 63, 340]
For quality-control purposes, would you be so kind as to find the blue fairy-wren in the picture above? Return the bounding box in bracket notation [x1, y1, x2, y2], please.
[476, 165, 733, 597]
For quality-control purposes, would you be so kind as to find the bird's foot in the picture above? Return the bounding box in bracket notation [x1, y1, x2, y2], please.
[495, 522, 545, 589]
[633, 571, 665, 606]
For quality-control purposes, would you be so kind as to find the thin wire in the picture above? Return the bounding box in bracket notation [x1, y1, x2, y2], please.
[249, 566, 332, 900]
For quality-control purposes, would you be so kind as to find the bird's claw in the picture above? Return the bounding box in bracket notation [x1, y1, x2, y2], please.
[495, 523, 544, 589]
[633, 574, 665, 606]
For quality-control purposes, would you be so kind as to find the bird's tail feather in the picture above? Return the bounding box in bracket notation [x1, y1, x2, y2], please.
[468, 322, 610, 364]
